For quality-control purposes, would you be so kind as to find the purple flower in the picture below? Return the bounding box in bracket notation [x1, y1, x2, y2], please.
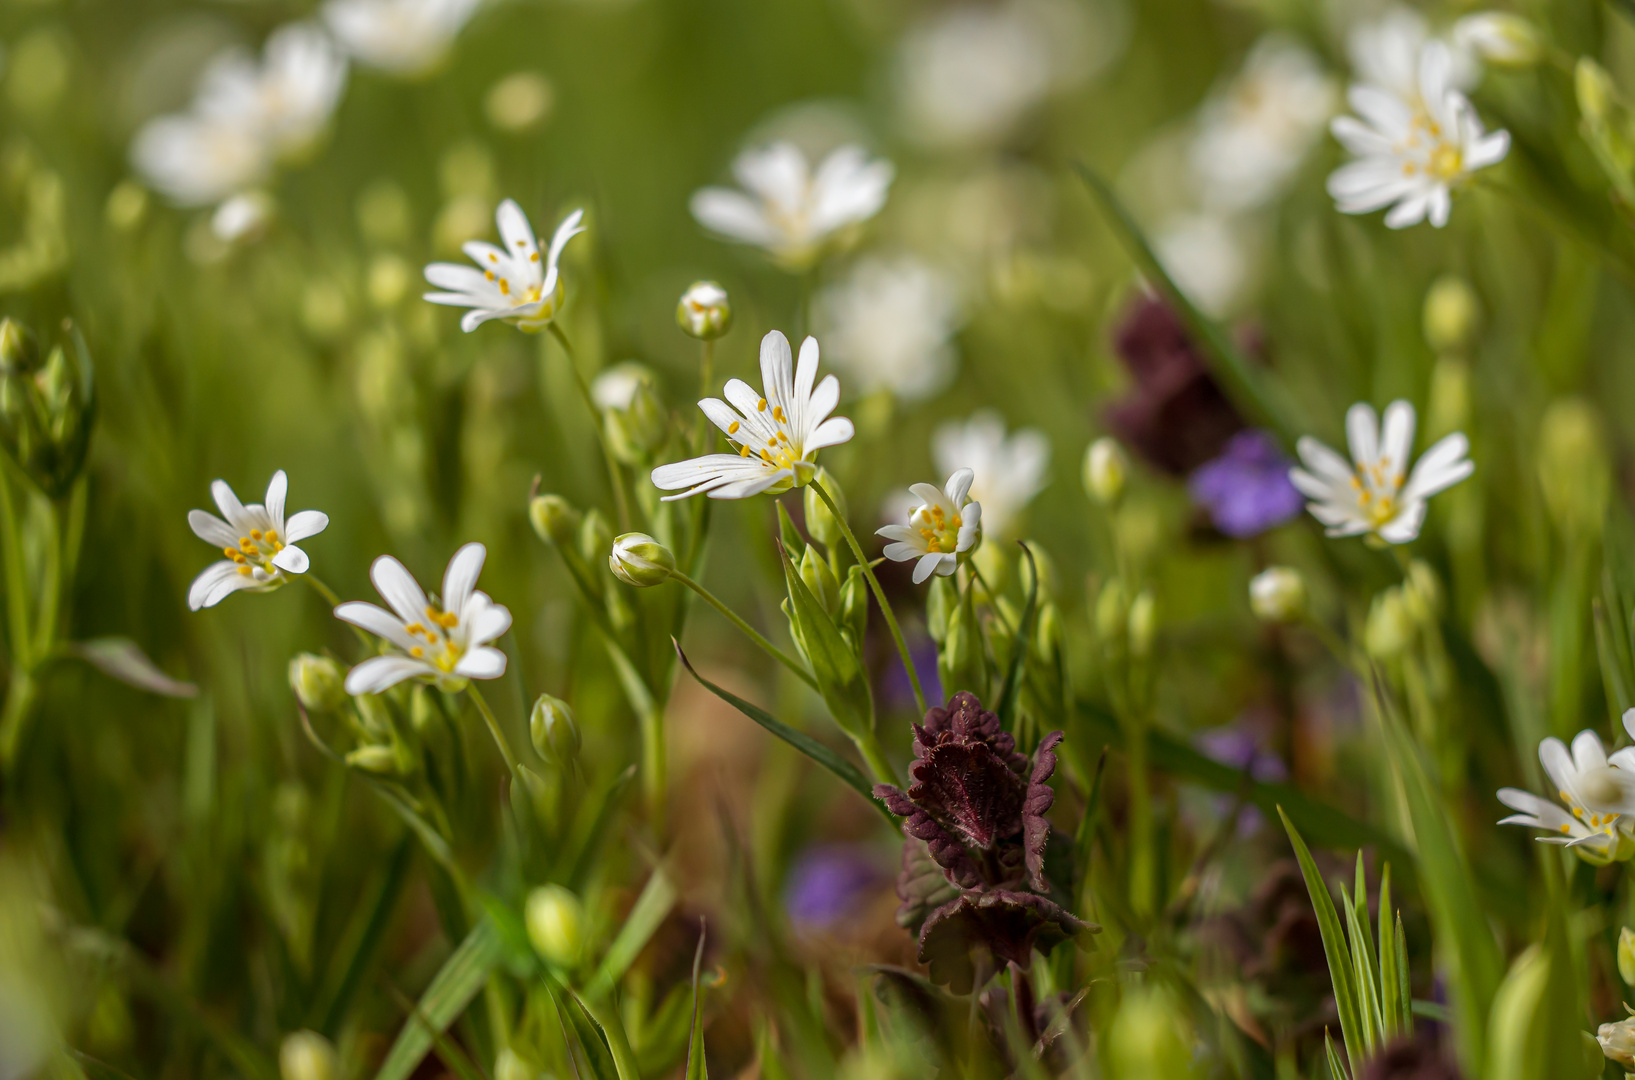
[784, 845, 885, 928]
[1188, 430, 1303, 538]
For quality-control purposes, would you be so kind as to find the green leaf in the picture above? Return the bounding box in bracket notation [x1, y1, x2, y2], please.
[373, 919, 505, 1080]
[685, 920, 709, 1080]
[1072, 747, 1109, 916]
[548, 981, 619, 1080]
[1278, 808, 1364, 1075]
[1340, 884, 1382, 1056]
[778, 540, 871, 739]
[70, 638, 198, 697]
[996, 543, 1039, 728]
[588, 864, 679, 997]
[776, 500, 806, 561]
[1378, 865, 1402, 1040]
[674, 640, 890, 819]
[380, 979, 491, 1080]
[564, 763, 639, 891]
[1324, 1031, 1350, 1080]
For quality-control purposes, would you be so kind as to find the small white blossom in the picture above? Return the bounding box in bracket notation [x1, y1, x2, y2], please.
[877, 469, 981, 584]
[335, 542, 511, 693]
[1328, 43, 1510, 229]
[423, 200, 585, 333]
[1497, 723, 1635, 862]
[322, 0, 483, 76]
[1348, 6, 1475, 101]
[650, 330, 854, 500]
[1248, 567, 1305, 622]
[211, 191, 275, 243]
[590, 361, 653, 411]
[187, 470, 329, 610]
[196, 23, 349, 161]
[1289, 400, 1472, 544]
[689, 142, 893, 268]
[895, 4, 1052, 148]
[932, 411, 1049, 537]
[813, 256, 960, 402]
[132, 112, 269, 208]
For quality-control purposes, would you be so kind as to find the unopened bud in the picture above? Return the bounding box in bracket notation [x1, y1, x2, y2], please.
[1364, 587, 1413, 659]
[926, 574, 955, 644]
[1423, 275, 1479, 354]
[530, 693, 580, 766]
[798, 545, 840, 615]
[1620, 927, 1635, 986]
[609, 531, 675, 587]
[0, 319, 39, 375]
[525, 884, 585, 968]
[1095, 579, 1128, 643]
[345, 744, 405, 775]
[279, 1031, 336, 1080]
[0, 322, 95, 497]
[1249, 567, 1305, 623]
[579, 510, 613, 569]
[1127, 589, 1156, 658]
[1453, 12, 1541, 67]
[972, 538, 1007, 592]
[677, 280, 732, 340]
[1538, 397, 1610, 536]
[1018, 543, 1055, 601]
[289, 653, 346, 712]
[530, 493, 581, 547]
[1599, 1015, 1635, 1068]
[1403, 560, 1442, 626]
[1083, 437, 1128, 506]
[804, 469, 846, 548]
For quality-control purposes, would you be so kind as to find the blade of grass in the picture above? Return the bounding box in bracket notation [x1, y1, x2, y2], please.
[1324, 1031, 1349, 1080]
[587, 864, 679, 998]
[996, 543, 1040, 728]
[373, 919, 504, 1080]
[1378, 864, 1401, 1040]
[1340, 884, 1382, 1056]
[685, 920, 709, 1080]
[381, 978, 491, 1080]
[310, 833, 414, 1034]
[1278, 808, 1364, 1074]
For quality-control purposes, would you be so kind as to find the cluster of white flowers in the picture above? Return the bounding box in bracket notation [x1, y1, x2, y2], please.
[1498, 716, 1635, 863]
[323, 0, 484, 78]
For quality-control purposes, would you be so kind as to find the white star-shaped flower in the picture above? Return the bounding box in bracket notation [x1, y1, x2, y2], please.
[335, 542, 512, 694]
[322, 0, 483, 77]
[1497, 724, 1635, 862]
[1289, 400, 1472, 544]
[187, 471, 329, 610]
[424, 200, 585, 333]
[690, 142, 893, 269]
[877, 469, 982, 584]
[1327, 41, 1510, 229]
[650, 330, 854, 501]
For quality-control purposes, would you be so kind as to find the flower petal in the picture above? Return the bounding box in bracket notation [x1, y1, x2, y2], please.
[272, 544, 310, 574]
[912, 552, 945, 584]
[265, 470, 288, 531]
[369, 555, 429, 625]
[284, 509, 329, 543]
[189, 510, 240, 548]
[189, 561, 242, 610]
[442, 542, 486, 615]
[345, 655, 429, 695]
[334, 601, 421, 652]
[455, 645, 507, 680]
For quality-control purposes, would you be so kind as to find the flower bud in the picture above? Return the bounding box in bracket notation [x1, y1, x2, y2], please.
[494, 1049, 534, 1080]
[799, 545, 839, 615]
[1454, 12, 1541, 67]
[345, 743, 405, 776]
[529, 693, 580, 766]
[579, 509, 613, 569]
[676, 280, 732, 340]
[1083, 437, 1128, 506]
[609, 532, 675, 587]
[525, 884, 585, 969]
[926, 573, 955, 645]
[1127, 589, 1156, 658]
[839, 565, 867, 644]
[529, 493, 580, 547]
[279, 1032, 336, 1080]
[1095, 579, 1129, 643]
[1249, 567, 1305, 623]
[0, 322, 95, 497]
[1423, 275, 1479, 354]
[1018, 543, 1055, 601]
[1036, 601, 1062, 666]
[1364, 587, 1413, 660]
[803, 468, 846, 548]
[0, 319, 39, 375]
[1619, 926, 1635, 986]
[971, 538, 1007, 592]
[1538, 397, 1610, 536]
[1403, 560, 1442, 627]
[289, 653, 346, 713]
[1599, 1015, 1635, 1068]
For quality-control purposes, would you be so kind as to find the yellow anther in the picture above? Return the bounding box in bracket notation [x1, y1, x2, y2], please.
[739, 444, 751, 457]
[499, 279, 510, 296]
[223, 546, 238, 559]
[237, 566, 253, 576]
[485, 271, 496, 281]
[265, 530, 278, 542]
[760, 448, 775, 464]
[517, 239, 527, 247]
[438, 611, 459, 629]
[488, 253, 498, 262]
[240, 538, 255, 551]
[530, 252, 540, 262]
[1561, 823, 1572, 834]
[772, 406, 786, 423]
[273, 541, 284, 551]
[406, 623, 425, 636]
[756, 398, 767, 411]
[727, 421, 740, 434]
[250, 529, 263, 540]
[410, 646, 424, 657]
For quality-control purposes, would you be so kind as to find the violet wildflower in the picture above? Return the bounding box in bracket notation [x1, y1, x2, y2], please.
[1188, 430, 1304, 538]
[875, 692, 1094, 992]
[784, 845, 885, 928]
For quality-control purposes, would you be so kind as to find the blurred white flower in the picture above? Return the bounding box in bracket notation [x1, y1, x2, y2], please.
[651, 330, 854, 500]
[1452, 12, 1541, 67]
[1328, 43, 1509, 229]
[591, 360, 653, 411]
[932, 411, 1049, 537]
[877, 468, 982, 584]
[1497, 725, 1635, 861]
[1348, 6, 1475, 100]
[211, 190, 275, 242]
[689, 142, 893, 268]
[187, 470, 330, 610]
[322, 0, 483, 77]
[813, 256, 960, 402]
[335, 542, 512, 693]
[1153, 213, 1251, 317]
[1191, 36, 1337, 213]
[423, 200, 585, 332]
[1289, 400, 1472, 544]
[196, 23, 349, 160]
[132, 112, 269, 207]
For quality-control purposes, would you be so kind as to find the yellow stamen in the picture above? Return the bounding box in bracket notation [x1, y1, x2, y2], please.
[727, 421, 740, 434]
[772, 406, 786, 423]
[499, 279, 510, 296]
[756, 398, 767, 412]
[237, 566, 253, 576]
[410, 646, 424, 657]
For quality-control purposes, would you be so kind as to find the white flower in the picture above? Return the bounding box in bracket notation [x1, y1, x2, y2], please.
[195, 23, 349, 161]
[323, 0, 482, 76]
[813, 256, 960, 402]
[1289, 400, 1472, 544]
[1328, 43, 1510, 229]
[1452, 12, 1540, 67]
[187, 471, 329, 610]
[1497, 726, 1635, 861]
[1347, 6, 1476, 101]
[590, 361, 653, 411]
[335, 542, 512, 693]
[1248, 567, 1305, 622]
[932, 411, 1049, 537]
[877, 469, 982, 584]
[895, 4, 1052, 148]
[650, 330, 854, 500]
[211, 191, 275, 243]
[1190, 36, 1337, 213]
[1154, 213, 1252, 317]
[689, 142, 894, 268]
[132, 112, 269, 208]
[423, 200, 585, 333]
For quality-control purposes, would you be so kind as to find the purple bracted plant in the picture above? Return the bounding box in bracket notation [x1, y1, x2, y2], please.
[874, 691, 1094, 993]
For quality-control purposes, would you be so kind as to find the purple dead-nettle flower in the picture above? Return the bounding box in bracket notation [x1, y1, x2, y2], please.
[1188, 429, 1304, 538]
[874, 692, 1095, 993]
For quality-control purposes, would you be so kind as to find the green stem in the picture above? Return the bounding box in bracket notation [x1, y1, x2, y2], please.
[666, 569, 818, 693]
[853, 728, 896, 787]
[466, 685, 523, 782]
[810, 480, 927, 716]
[969, 563, 1016, 636]
[32, 497, 60, 670]
[1126, 713, 1154, 919]
[548, 322, 634, 533]
[691, 339, 714, 456]
[0, 463, 32, 672]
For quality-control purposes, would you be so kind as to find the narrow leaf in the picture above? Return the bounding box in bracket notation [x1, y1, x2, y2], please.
[775, 500, 806, 560]
[548, 981, 618, 1080]
[588, 864, 679, 997]
[685, 920, 709, 1080]
[1378, 865, 1401, 1040]
[996, 542, 1039, 727]
[1278, 808, 1364, 1074]
[381, 979, 491, 1080]
[1324, 1031, 1350, 1080]
[310, 834, 414, 1034]
[1341, 885, 1382, 1055]
[1352, 855, 1377, 993]
[71, 638, 197, 697]
[373, 920, 504, 1080]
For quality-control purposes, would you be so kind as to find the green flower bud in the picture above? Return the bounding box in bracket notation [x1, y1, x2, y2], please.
[0, 320, 95, 497]
[839, 566, 867, 646]
[1017, 543, 1055, 601]
[529, 493, 581, 547]
[1083, 437, 1128, 506]
[926, 573, 955, 645]
[1619, 926, 1635, 986]
[1364, 587, 1413, 660]
[1127, 589, 1156, 658]
[1249, 567, 1305, 623]
[288, 653, 346, 713]
[279, 1032, 336, 1080]
[676, 280, 732, 340]
[799, 545, 839, 615]
[353, 693, 393, 739]
[972, 538, 1008, 592]
[525, 884, 585, 968]
[345, 744, 405, 776]
[1403, 560, 1442, 627]
[1095, 579, 1128, 644]
[609, 532, 675, 587]
[1423, 275, 1479, 354]
[579, 509, 613, 570]
[0, 319, 39, 375]
[938, 588, 985, 699]
[530, 693, 580, 766]
[803, 468, 846, 548]
[1036, 601, 1062, 666]
[602, 373, 669, 464]
[1538, 397, 1610, 537]
[494, 1049, 535, 1080]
